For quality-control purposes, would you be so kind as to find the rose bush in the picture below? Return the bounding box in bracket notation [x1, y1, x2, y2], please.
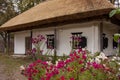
[23, 49, 120, 80]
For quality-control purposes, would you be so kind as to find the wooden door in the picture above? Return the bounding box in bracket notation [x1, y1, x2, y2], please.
[25, 37, 32, 54]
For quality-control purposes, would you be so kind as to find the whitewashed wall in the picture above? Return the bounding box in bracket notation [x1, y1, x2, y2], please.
[14, 21, 119, 56]
[13, 22, 100, 55]
[14, 31, 30, 54]
[32, 22, 100, 56]
[103, 22, 119, 56]
[56, 23, 100, 55]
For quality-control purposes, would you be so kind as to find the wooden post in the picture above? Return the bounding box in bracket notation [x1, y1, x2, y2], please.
[30, 30, 33, 50]
[100, 22, 103, 51]
[53, 28, 57, 63]
[4, 32, 8, 54]
[7, 33, 10, 54]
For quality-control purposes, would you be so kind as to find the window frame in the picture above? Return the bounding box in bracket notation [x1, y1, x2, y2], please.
[46, 34, 54, 49]
[71, 32, 82, 49]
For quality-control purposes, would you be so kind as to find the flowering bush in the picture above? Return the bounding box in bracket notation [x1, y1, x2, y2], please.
[27, 34, 55, 61]
[23, 49, 120, 80]
[26, 34, 46, 60]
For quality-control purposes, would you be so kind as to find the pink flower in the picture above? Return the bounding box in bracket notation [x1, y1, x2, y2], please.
[35, 59, 41, 63]
[78, 48, 82, 53]
[41, 61, 48, 65]
[79, 60, 83, 64]
[92, 62, 103, 69]
[82, 53, 87, 60]
[52, 68, 59, 75]
[56, 61, 65, 68]
[60, 76, 65, 80]
[28, 77, 32, 80]
[80, 68, 85, 72]
[45, 72, 53, 79]
[32, 48, 36, 53]
[32, 38, 38, 44]
[65, 58, 72, 64]
[70, 77, 75, 80]
[70, 53, 74, 57]
[37, 34, 45, 41]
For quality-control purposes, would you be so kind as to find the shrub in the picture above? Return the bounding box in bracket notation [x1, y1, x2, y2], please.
[26, 34, 52, 61]
[23, 49, 120, 80]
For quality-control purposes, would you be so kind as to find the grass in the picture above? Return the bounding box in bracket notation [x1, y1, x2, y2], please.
[0, 53, 68, 79]
[0, 54, 32, 80]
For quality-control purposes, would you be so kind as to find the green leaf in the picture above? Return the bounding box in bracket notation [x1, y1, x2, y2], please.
[113, 33, 120, 43]
[116, 8, 120, 14]
[109, 9, 117, 17]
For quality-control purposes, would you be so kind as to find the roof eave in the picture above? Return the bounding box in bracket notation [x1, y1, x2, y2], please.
[0, 8, 113, 32]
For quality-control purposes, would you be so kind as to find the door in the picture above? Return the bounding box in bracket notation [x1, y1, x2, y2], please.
[25, 37, 32, 54]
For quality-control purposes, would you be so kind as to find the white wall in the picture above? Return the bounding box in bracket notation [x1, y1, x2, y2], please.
[14, 21, 115, 56]
[32, 22, 99, 56]
[14, 31, 30, 54]
[103, 22, 119, 56]
[13, 22, 100, 55]
[57, 23, 99, 55]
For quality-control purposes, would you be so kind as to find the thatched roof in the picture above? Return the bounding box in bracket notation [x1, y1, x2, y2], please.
[0, 0, 114, 32]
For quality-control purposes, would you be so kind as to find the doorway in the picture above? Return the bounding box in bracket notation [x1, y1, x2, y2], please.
[25, 37, 32, 54]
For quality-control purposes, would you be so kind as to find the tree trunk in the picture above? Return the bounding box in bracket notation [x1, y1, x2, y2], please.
[0, 32, 9, 54]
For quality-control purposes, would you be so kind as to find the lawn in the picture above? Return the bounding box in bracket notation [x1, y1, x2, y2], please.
[0, 54, 32, 80]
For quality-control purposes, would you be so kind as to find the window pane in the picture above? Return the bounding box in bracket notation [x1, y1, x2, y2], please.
[47, 35, 54, 49]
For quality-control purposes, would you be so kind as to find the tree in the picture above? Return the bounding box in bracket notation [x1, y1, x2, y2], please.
[16, 0, 46, 13]
[0, 0, 18, 53]
[0, 0, 18, 25]
[0, 0, 46, 53]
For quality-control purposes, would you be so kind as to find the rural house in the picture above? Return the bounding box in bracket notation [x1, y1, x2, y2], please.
[0, 0, 120, 56]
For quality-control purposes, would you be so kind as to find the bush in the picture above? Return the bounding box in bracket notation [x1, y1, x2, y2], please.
[23, 49, 120, 80]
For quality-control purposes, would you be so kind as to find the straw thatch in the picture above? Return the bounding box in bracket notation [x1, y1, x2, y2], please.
[0, 0, 114, 31]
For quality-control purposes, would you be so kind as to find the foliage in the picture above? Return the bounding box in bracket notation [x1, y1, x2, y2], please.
[0, 0, 18, 25]
[23, 49, 120, 80]
[0, 0, 16, 53]
[113, 33, 120, 56]
[26, 34, 55, 62]
[109, 8, 120, 17]
[17, 0, 46, 13]
[0, 0, 45, 53]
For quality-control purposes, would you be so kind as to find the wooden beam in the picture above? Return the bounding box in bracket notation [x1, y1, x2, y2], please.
[7, 33, 11, 54]
[30, 30, 33, 50]
[53, 28, 57, 63]
[100, 21, 103, 51]
[6, 15, 109, 33]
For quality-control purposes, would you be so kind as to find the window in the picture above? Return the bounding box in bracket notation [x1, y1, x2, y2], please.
[47, 35, 54, 49]
[71, 32, 87, 49]
[102, 33, 108, 49]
